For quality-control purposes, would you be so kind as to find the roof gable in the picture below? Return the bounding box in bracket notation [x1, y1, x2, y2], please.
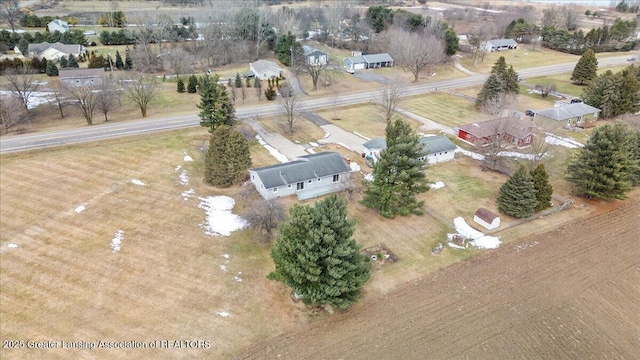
[59, 68, 106, 78]
[362, 53, 394, 63]
[250, 152, 351, 189]
[534, 103, 601, 121]
[475, 208, 498, 222]
[302, 45, 327, 57]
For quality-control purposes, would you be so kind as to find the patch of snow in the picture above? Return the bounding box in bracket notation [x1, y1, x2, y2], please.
[452, 217, 501, 249]
[183, 151, 194, 162]
[430, 181, 445, 189]
[175, 165, 182, 171]
[448, 242, 466, 249]
[233, 276, 242, 282]
[221, 254, 230, 259]
[309, 141, 319, 147]
[544, 134, 584, 149]
[111, 230, 124, 253]
[256, 135, 289, 163]
[456, 147, 485, 160]
[515, 241, 539, 252]
[74, 205, 86, 213]
[131, 179, 145, 186]
[181, 188, 195, 200]
[353, 131, 370, 141]
[363, 173, 374, 182]
[220, 265, 227, 271]
[179, 170, 190, 185]
[497, 151, 544, 160]
[8, 243, 18, 248]
[306, 148, 316, 154]
[0, 90, 54, 110]
[350, 162, 361, 172]
[216, 311, 231, 317]
[198, 196, 249, 236]
[471, 236, 501, 249]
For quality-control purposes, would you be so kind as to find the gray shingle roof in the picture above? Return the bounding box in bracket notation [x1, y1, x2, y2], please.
[362, 53, 394, 63]
[488, 39, 517, 47]
[250, 60, 282, 75]
[345, 55, 365, 64]
[250, 152, 351, 189]
[302, 45, 326, 57]
[534, 103, 601, 121]
[363, 135, 456, 154]
[59, 68, 107, 79]
[27, 42, 82, 55]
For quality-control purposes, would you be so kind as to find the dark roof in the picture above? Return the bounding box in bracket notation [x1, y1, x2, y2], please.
[250, 152, 351, 189]
[302, 45, 327, 57]
[475, 208, 499, 222]
[534, 103, 601, 121]
[488, 39, 517, 47]
[59, 68, 106, 78]
[458, 117, 533, 139]
[363, 135, 456, 154]
[362, 53, 394, 63]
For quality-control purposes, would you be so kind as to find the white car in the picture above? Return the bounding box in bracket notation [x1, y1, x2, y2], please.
[345, 68, 355, 74]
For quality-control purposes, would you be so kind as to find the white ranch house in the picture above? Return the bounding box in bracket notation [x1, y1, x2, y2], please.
[16, 42, 84, 61]
[343, 52, 394, 71]
[249, 152, 352, 200]
[249, 60, 283, 80]
[363, 135, 456, 165]
[481, 39, 518, 52]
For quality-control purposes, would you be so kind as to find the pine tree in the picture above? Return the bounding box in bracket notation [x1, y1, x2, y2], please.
[45, 60, 58, 76]
[187, 75, 197, 93]
[361, 119, 430, 218]
[115, 50, 124, 70]
[254, 77, 262, 100]
[268, 194, 371, 310]
[475, 73, 504, 109]
[124, 52, 132, 70]
[629, 130, 640, 186]
[235, 72, 243, 88]
[583, 67, 640, 118]
[566, 122, 638, 199]
[571, 48, 598, 85]
[496, 165, 538, 218]
[245, 77, 252, 88]
[59, 56, 68, 68]
[476, 57, 519, 109]
[490, 56, 508, 77]
[530, 164, 553, 212]
[504, 65, 520, 94]
[176, 78, 185, 93]
[67, 54, 78, 68]
[264, 85, 276, 101]
[197, 75, 236, 132]
[204, 125, 251, 187]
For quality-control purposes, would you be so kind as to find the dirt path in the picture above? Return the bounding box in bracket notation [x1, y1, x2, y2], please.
[239, 196, 640, 359]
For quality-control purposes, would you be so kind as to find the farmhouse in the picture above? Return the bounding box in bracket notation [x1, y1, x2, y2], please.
[481, 39, 518, 52]
[343, 52, 394, 71]
[48, 19, 69, 33]
[532, 103, 601, 129]
[457, 117, 534, 148]
[16, 42, 84, 61]
[249, 152, 352, 200]
[249, 60, 283, 80]
[302, 45, 328, 66]
[363, 135, 457, 164]
[474, 208, 500, 230]
[59, 68, 107, 86]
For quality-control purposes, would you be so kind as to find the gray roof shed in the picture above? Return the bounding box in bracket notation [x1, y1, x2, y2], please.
[488, 39, 518, 47]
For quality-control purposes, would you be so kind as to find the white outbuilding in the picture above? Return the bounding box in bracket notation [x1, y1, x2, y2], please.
[474, 208, 501, 230]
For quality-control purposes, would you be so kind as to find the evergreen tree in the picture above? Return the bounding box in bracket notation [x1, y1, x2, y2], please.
[490, 56, 508, 77]
[268, 194, 371, 310]
[566, 122, 638, 199]
[176, 78, 185, 93]
[571, 48, 598, 85]
[45, 60, 58, 76]
[59, 56, 68, 68]
[204, 125, 251, 187]
[583, 67, 640, 118]
[124, 51, 132, 70]
[504, 65, 520, 93]
[530, 164, 553, 212]
[361, 119, 430, 218]
[115, 50, 124, 70]
[476, 57, 519, 109]
[197, 74, 236, 132]
[67, 54, 78, 68]
[264, 85, 276, 100]
[187, 75, 197, 93]
[496, 165, 538, 218]
[275, 31, 302, 66]
[475, 73, 504, 109]
[245, 77, 251, 88]
[235, 72, 243, 88]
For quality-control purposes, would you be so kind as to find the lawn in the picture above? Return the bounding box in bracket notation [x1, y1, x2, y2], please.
[315, 104, 422, 139]
[459, 44, 581, 74]
[402, 92, 492, 127]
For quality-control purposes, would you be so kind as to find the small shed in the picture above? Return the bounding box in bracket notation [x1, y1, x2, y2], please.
[474, 208, 500, 230]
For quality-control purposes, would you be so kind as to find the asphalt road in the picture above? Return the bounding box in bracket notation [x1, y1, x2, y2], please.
[0, 56, 632, 154]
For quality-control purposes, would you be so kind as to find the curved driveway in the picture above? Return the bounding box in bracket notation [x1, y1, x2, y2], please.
[0, 56, 632, 154]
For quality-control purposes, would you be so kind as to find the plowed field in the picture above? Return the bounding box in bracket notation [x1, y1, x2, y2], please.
[240, 195, 640, 359]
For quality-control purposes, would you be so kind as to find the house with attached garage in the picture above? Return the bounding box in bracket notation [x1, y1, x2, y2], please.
[343, 51, 394, 71]
[249, 59, 283, 80]
[16, 42, 84, 61]
[532, 103, 601, 129]
[481, 39, 518, 52]
[457, 117, 534, 148]
[248, 152, 352, 200]
[363, 135, 457, 164]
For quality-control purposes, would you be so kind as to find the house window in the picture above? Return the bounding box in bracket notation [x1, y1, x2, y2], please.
[524, 136, 531, 144]
[251, 175, 254, 180]
[260, 184, 264, 189]
[273, 187, 278, 193]
[297, 182, 304, 190]
[333, 174, 340, 182]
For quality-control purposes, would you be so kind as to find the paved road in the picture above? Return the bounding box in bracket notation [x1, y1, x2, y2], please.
[0, 56, 632, 154]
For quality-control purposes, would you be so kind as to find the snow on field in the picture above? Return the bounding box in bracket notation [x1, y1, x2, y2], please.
[456, 147, 485, 160]
[515, 241, 540, 252]
[198, 196, 248, 236]
[450, 217, 501, 249]
[74, 205, 86, 213]
[221, 254, 230, 259]
[111, 230, 124, 253]
[179, 170, 190, 185]
[220, 265, 227, 271]
[0, 90, 53, 110]
[216, 311, 231, 317]
[131, 179, 145, 186]
[181, 189, 195, 200]
[183, 151, 194, 162]
[544, 133, 584, 149]
[447, 242, 465, 249]
[350, 162, 361, 172]
[7, 243, 18, 248]
[175, 165, 182, 171]
[233, 275, 243, 282]
[256, 135, 288, 163]
[430, 181, 445, 189]
[497, 151, 543, 160]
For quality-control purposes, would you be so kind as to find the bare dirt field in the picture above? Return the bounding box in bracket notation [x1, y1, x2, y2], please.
[239, 192, 640, 359]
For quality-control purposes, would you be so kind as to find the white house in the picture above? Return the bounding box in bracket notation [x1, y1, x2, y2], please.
[481, 39, 517, 52]
[48, 19, 69, 33]
[363, 135, 456, 165]
[302, 45, 328, 66]
[16, 42, 84, 61]
[249, 60, 283, 80]
[249, 152, 352, 200]
[343, 52, 394, 71]
[474, 208, 500, 230]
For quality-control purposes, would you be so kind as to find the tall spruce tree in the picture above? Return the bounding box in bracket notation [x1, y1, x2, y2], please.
[115, 50, 124, 70]
[59, 56, 68, 68]
[361, 119, 429, 218]
[629, 130, 640, 186]
[187, 75, 198, 93]
[571, 48, 598, 85]
[124, 51, 132, 70]
[496, 165, 538, 218]
[566, 122, 638, 199]
[476, 56, 519, 109]
[68, 54, 78, 68]
[45, 60, 58, 76]
[176, 78, 185, 93]
[235, 72, 243, 88]
[530, 163, 553, 212]
[204, 125, 251, 187]
[583, 67, 640, 119]
[197, 75, 236, 132]
[268, 194, 371, 310]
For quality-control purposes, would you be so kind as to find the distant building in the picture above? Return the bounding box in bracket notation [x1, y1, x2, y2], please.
[16, 42, 84, 61]
[48, 19, 69, 33]
[481, 39, 518, 52]
[343, 53, 394, 71]
[249, 60, 283, 80]
[58, 68, 107, 87]
[302, 45, 328, 66]
[363, 135, 457, 164]
[533, 103, 601, 129]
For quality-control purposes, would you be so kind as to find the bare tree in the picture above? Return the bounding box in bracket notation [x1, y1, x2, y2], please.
[0, 0, 21, 32]
[279, 83, 298, 134]
[122, 73, 157, 118]
[480, 93, 519, 117]
[163, 43, 194, 76]
[0, 94, 28, 134]
[96, 76, 120, 122]
[255, 78, 263, 101]
[474, 118, 514, 173]
[379, 28, 447, 82]
[63, 83, 100, 125]
[298, 59, 331, 91]
[534, 83, 557, 98]
[245, 198, 287, 243]
[323, 0, 349, 47]
[241, 85, 246, 104]
[2, 68, 41, 112]
[525, 131, 552, 168]
[379, 81, 403, 122]
[274, 6, 301, 39]
[47, 79, 71, 118]
[129, 15, 161, 73]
